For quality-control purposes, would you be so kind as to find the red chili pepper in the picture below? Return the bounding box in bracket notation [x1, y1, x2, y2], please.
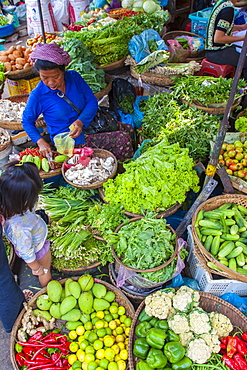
[15, 353, 26, 367]
[28, 331, 44, 343]
[236, 337, 247, 356]
[227, 337, 238, 357]
[233, 353, 247, 370]
[242, 332, 247, 342]
[222, 355, 241, 370]
[221, 342, 227, 349]
[28, 366, 69, 370]
[221, 336, 231, 345]
[18, 341, 45, 347]
[22, 346, 35, 356]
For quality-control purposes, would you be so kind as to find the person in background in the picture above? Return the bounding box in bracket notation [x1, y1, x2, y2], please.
[22, 43, 98, 158]
[0, 161, 52, 287]
[205, 0, 247, 79]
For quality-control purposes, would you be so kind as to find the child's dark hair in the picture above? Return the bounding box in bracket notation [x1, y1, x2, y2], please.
[0, 161, 43, 219]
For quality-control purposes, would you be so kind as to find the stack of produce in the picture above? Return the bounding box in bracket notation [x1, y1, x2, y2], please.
[26, 32, 60, 47]
[18, 148, 67, 172]
[133, 286, 234, 369]
[0, 97, 26, 122]
[121, 0, 162, 14]
[64, 12, 168, 65]
[194, 202, 247, 276]
[235, 109, 247, 132]
[0, 45, 32, 72]
[103, 139, 200, 214]
[218, 140, 247, 180]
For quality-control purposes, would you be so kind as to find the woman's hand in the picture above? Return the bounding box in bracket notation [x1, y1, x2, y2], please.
[69, 119, 83, 138]
[37, 138, 52, 158]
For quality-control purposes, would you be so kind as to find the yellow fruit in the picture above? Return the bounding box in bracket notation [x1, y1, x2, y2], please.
[78, 335, 85, 343]
[125, 328, 130, 337]
[96, 349, 105, 360]
[104, 335, 115, 347]
[85, 353, 95, 363]
[76, 326, 85, 336]
[114, 355, 121, 362]
[117, 342, 125, 350]
[85, 345, 95, 354]
[70, 342, 79, 353]
[112, 330, 117, 337]
[76, 349, 85, 362]
[119, 349, 128, 361]
[68, 354, 78, 365]
[82, 362, 88, 370]
[84, 321, 93, 331]
[115, 327, 123, 335]
[118, 307, 125, 316]
[108, 361, 118, 370]
[109, 321, 117, 330]
[112, 344, 120, 355]
[69, 330, 78, 340]
[103, 321, 108, 328]
[115, 319, 121, 326]
[119, 315, 127, 323]
[105, 348, 115, 362]
[116, 335, 124, 343]
[95, 320, 105, 330]
[117, 360, 127, 370]
[93, 340, 103, 351]
[109, 306, 118, 315]
[96, 311, 104, 319]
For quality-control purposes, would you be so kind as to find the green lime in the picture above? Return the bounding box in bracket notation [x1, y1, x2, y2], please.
[92, 317, 100, 326]
[104, 314, 113, 322]
[99, 358, 109, 369]
[84, 330, 91, 340]
[72, 360, 82, 369]
[84, 321, 93, 331]
[80, 339, 89, 351]
[85, 345, 95, 354]
[105, 327, 112, 336]
[97, 328, 107, 338]
[88, 332, 98, 343]
[87, 361, 98, 370]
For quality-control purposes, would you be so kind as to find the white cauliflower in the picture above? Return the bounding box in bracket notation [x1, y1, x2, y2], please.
[145, 290, 173, 319]
[189, 308, 211, 335]
[172, 286, 200, 312]
[161, 288, 176, 300]
[209, 312, 233, 339]
[168, 312, 191, 334]
[200, 330, 221, 354]
[187, 338, 212, 364]
[179, 332, 194, 346]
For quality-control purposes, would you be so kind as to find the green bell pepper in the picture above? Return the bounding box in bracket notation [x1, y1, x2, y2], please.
[149, 317, 159, 326]
[135, 321, 152, 338]
[146, 348, 167, 368]
[171, 357, 192, 370]
[138, 309, 152, 322]
[133, 338, 150, 359]
[167, 329, 180, 342]
[164, 341, 185, 364]
[154, 319, 169, 331]
[146, 327, 167, 349]
[136, 360, 153, 370]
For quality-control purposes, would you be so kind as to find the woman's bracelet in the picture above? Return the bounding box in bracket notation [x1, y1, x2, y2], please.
[32, 265, 42, 274]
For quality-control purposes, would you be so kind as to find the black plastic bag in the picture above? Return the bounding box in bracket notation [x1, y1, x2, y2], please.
[108, 78, 136, 118]
[193, 0, 210, 11]
[84, 106, 119, 135]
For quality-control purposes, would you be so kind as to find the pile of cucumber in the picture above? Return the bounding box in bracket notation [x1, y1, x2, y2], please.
[194, 202, 247, 275]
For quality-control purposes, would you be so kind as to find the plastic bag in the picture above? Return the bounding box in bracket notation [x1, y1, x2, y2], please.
[52, 0, 69, 31]
[54, 132, 74, 156]
[220, 293, 247, 315]
[166, 274, 201, 290]
[166, 39, 190, 63]
[84, 107, 119, 135]
[116, 238, 187, 290]
[63, 147, 94, 171]
[128, 29, 168, 64]
[133, 95, 149, 129]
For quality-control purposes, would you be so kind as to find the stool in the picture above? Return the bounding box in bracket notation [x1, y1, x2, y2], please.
[199, 58, 236, 78]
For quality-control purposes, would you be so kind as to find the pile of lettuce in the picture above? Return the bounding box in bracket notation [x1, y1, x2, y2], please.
[103, 139, 200, 213]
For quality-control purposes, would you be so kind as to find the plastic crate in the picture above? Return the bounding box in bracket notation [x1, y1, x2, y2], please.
[188, 7, 213, 38]
[186, 225, 247, 296]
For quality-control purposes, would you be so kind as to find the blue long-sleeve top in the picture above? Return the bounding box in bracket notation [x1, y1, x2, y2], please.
[22, 70, 98, 146]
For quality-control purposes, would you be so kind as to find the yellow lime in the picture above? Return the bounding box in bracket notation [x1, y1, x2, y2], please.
[125, 328, 130, 337]
[116, 335, 124, 343]
[115, 319, 121, 326]
[85, 345, 95, 354]
[87, 361, 98, 370]
[115, 354, 121, 362]
[105, 327, 112, 336]
[105, 348, 115, 362]
[104, 314, 113, 323]
[85, 353, 95, 364]
[124, 318, 132, 327]
[96, 311, 104, 319]
[96, 368, 104, 370]
[119, 315, 127, 323]
[103, 321, 108, 328]
[92, 317, 100, 326]
[84, 321, 93, 331]
[96, 348, 105, 360]
[88, 332, 98, 343]
[76, 349, 85, 362]
[119, 349, 128, 361]
[95, 320, 105, 330]
[117, 360, 127, 370]
[112, 344, 120, 355]
[69, 330, 78, 340]
[109, 306, 118, 315]
[80, 339, 89, 351]
[76, 326, 85, 336]
[115, 327, 123, 335]
[111, 302, 119, 307]
[68, 354, 78, 365]
[72, 360, 82, 369]
[78, 335, 86, 343]
[112, 329, 117, 337]
[99, 358, 109, 369]
[96, 328, 106, 338]
[108, 361, 118, 370]
[82, 362, 88, 370]
[104, 335, 115, 347]
[70, 342, 79, 353]
[117, 342, 125, 351]
[93, 340, 103, 351]
[118, 307, 126, 316]
[109, 320, 117, 330]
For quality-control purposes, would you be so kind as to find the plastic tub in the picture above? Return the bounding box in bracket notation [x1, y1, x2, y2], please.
[0, 23, 14, 38]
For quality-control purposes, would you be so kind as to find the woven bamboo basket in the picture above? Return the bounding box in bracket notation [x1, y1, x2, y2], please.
[111, 216, 178, 275]
[39, 166, 62, 179]
[98, 187, 182, 218]
[97, 57, 126, 71]
[10, 277, 135, 370]
[130, 66, 178, 86]
[181, 97, 241, 115]
[7, 66, 35, 81]
[62, 149, 118, 190]
[0, 128, 11, 152]
[191, 194, 247, 283]
[0, 94, 46, 130]
[94, 80, 113, 100]
[162, 31, 205, 61]
[106, 7, 129, 19]
[128, 292, 247, 370]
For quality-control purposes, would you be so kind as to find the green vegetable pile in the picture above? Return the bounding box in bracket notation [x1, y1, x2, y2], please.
[62, 38, 106, 93]
[0, 62, 6, 84]
[134, 50, 170, 74]
[139, 92, 219, 161]
[235, 115, 247, 132]
[103, 139, 200, 213]
[0, 16, 9, 27]
[172, 76, 246, 107]
[118, 94, 135, 114]
[64, 12, 166, 65]
[109, 215, 187, 282]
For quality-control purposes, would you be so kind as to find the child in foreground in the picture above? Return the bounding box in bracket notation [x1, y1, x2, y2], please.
[0, 161, 52, 287]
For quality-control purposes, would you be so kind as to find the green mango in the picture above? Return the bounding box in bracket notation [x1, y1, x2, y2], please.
[41, 157, 50, 172]
[47, 280, 63, 303]
[78, 292, 93, 314]
[66, 321, 83, 330]
[33, 309, 52, 321]
[92, 283, 107, 299]
[33, 156, 41, 170]
[69, 281, 81, 299]
[49, 303, 61, 319]
[26, 154, 34, 163]
[65, 278, 73, 297]
[80, 312, 91, 324]
[60, 296, 77, 316]
[93, 298, 110, 312]
[21, 154, 28, 163]
[104, 291, 116, 302]
[36, 294, 52, 311]
[54, 155, 68, 163]
[61, 308, 81, 322]
[78, 275, 94, 292]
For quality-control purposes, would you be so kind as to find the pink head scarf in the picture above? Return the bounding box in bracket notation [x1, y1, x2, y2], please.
[31, 43, 71, 66]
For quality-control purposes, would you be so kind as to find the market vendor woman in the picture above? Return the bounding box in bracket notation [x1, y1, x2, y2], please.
[205, 0, 247, 79]
[22, 43, 98, 158]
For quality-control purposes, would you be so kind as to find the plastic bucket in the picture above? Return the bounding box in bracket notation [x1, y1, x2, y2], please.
[0, 144, 12, 168]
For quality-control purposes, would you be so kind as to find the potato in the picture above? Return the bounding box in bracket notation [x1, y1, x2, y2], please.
[8, 54, 16, 61]
[15, 64, 23, 70]
[10, 60, 15, 65]
[0, 51, 7, 56]
[7, 46, 16, 54]
[16, 45, 23, 52]
[24, 63, 31, 69]
[11, 65, 17, 71]
[0, 55, 9, 62]
[13, 50, 23, 59]
[16, 57, 26, 65]
[4, 62, 12, 72]
[24, 48, 32, 59]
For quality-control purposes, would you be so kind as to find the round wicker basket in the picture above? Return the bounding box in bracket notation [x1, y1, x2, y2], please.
[98, 187, 182, 218]
[111, 216, 178, 275]
[10, 277, 135, 370]
[39, 166, 62, 179]
[7, 66, 35, 81]
[106, 7, 128, 19]
[0, 128, 11, 152]
[62, 149, 118, 190]
[130, 66, 178, 86]
[94, 80, 113, 100]
[128, 292, 247, 370]
[181, 97, 241, 115]
[191, 194, 247, 283]
[97, 58, 126, 71]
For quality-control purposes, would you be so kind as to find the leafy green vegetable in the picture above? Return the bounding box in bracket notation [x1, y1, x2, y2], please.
[235, 116, 247, 132]
[134, 50, 170, 74]
[103, 139, 200, 213]
[118, 94, 135, 114]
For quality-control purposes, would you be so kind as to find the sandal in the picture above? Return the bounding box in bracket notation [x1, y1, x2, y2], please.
[23, 289, 34, 303]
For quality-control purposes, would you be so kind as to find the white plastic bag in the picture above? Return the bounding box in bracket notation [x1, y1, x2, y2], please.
[68, 0, 89, 23]
[26, 0, 57, 36]
[53, 0, 69, 31]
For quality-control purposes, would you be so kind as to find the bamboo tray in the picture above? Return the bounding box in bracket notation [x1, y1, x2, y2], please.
[181, 97, 241, 115]
[7, 66, 36, 81]
[97, 58, 126, 71]
[128, 292, 247, 370]
[130, 66, 178, 86]
[10, 277, 135, 370]
[191, 194, 247, 283]
[94, 80, 113, 100]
